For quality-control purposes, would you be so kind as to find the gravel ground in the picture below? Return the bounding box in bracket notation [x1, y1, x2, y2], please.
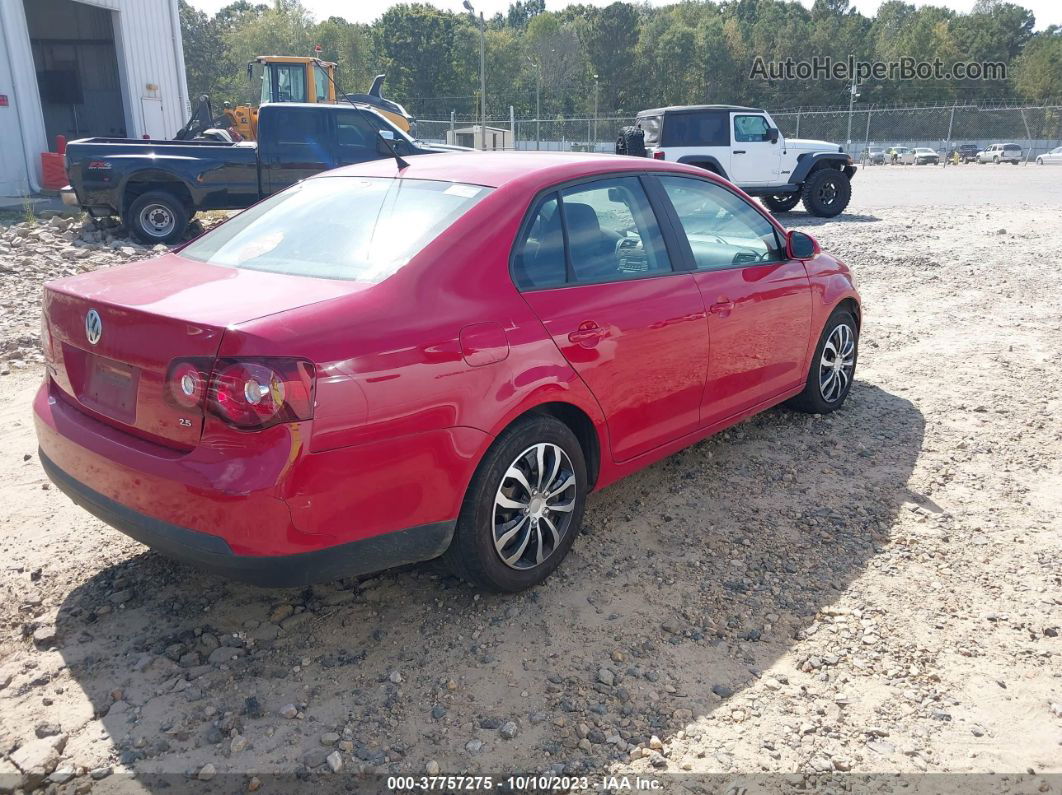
[0, 166, 1059, 792]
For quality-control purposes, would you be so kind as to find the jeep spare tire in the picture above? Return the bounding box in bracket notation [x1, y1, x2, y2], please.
[801, 169, 851, 218]
[616, 126, 646, 158]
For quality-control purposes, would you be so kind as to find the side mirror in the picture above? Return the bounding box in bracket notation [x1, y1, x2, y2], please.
[379, 130, 396, 141]
[376, 129, 398, 154]
[767, 127, 779, 144]
[787, 230, 819, 259]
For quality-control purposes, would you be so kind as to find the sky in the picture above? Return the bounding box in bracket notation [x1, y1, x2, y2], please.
[186, 0, 1061, 29]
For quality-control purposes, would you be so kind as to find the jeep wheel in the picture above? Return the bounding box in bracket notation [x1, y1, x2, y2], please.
[761, 193, 800, 213]
[801, 170, 851, 218]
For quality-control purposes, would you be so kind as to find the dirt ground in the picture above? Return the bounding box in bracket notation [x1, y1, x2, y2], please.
[0, 165, 1059, 793]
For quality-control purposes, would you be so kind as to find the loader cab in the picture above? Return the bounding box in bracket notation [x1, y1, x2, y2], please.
[252, 57, 337, 105]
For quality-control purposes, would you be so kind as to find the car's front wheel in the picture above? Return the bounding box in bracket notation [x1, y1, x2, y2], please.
[801, 169, 851, 217]
[445, 415, 587, 592]
[761, 193, 801, 213]
[1036, 157, 1044, 165]
[787, 308, 858, 414]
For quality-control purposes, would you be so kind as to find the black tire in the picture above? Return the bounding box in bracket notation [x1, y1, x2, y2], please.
[786, 308, 858, 414]
[800, 169, 851, 218]
[125, 191, 189, 244]
[761, 193, 801, 213]
[444, 414, 588, 592]
[1036, 157, 1044, 165]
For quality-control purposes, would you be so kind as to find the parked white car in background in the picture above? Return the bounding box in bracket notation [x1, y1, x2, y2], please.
[977, 143, 1023, 164]
[899, 147, 940, 165]
[1035, 146, 1062, 165]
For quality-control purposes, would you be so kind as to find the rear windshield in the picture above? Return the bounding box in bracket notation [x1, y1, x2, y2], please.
[180, 176, 491, 282]
[1003, 144, 1021, 151]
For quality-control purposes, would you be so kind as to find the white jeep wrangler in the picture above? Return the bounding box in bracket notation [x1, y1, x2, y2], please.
[617, 105, 856, 217]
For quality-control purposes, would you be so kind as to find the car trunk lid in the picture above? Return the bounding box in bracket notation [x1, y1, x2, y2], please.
[43, 254, 362, 449]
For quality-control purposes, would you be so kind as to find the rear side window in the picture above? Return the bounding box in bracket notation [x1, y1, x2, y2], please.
[180, 177, 491, 282]
[638, 115, 661, 145]
[662, 111, 728, 147]
[268, 108, 326, 148]
[512, 176, 672, 289]
[658, 175, 783, 270]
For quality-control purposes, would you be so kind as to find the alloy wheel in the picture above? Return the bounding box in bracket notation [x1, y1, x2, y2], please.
[816, 178, 839, 206]
[819, 322, 856, 402]
[492, 443, 577, 570]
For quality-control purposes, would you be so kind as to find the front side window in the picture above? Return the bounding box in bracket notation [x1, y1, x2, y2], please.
[658, 176, 783, 270]
[332, 110, 375, 161]
[662, 111, 728, 147]
[180, 177, 491, 283]
[273, 64, 306, 102]
[734, 114, 770, 143]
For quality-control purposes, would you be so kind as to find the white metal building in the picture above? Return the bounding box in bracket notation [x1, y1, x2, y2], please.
[0, 0, 189, 196]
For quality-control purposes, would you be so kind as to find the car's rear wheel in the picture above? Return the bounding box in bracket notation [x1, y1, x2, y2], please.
[787, 308, 858, 414]
[761, 193, 801, 213]
[445, 415, 587, 592]
[801, 169, 851, 218]
[126, 191, 189, 244]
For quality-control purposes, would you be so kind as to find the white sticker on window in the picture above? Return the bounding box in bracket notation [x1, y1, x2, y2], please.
[444, 184, 481, 198]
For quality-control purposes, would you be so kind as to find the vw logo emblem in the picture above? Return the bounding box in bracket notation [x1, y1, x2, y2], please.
[85, 309, 102, 345]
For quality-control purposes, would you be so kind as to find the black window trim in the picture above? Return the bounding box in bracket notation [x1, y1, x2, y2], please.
[648, 172, 789, 273]
[508, 172, 689, 293]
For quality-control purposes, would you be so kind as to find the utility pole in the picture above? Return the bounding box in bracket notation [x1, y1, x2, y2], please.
[592, 74, 599, 152]
[526, 56, 541, 150]
[846, 80, 860, 152]
[464, 1, 487, 150]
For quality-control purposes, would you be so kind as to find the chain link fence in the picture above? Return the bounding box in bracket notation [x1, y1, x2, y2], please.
[416, 103, 1062, 163]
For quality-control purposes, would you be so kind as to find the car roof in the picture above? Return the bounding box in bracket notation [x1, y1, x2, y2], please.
[637, 104, 765, 116]
[318, 151, 715, 190]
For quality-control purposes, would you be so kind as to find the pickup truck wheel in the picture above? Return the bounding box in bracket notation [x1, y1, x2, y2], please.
[800, 169, 851, 218]
[761, 193, 800, 213]
[126, 191, 189, 245]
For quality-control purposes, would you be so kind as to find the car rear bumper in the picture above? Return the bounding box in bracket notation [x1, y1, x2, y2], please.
[33, 377, 481, 585]
[39, 450, 454, 587]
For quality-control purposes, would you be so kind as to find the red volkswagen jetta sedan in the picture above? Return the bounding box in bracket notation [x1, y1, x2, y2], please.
[35, 153, 860, 592]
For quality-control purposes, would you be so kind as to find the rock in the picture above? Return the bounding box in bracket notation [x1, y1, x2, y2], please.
[303, 749, 329, 769]
[231, 733, 248, 753]
[597, 668, 615, 686]
[90, 766, 113, 780]
[248, 775, 262, 791]
[326, 750, 343, 772]
[198, 763, 217, 781]
[499, 720, 518, 740]
[426, 760, 440, 775]
[712, 684, 735, 698]
[649, 735, 664, 750]
[431, 705, 447, 720]
[48, 766, 76, 784]
[32, 625, 57, 646]
[208, 646, 244, 665]
[320, 732, 339, 746]
[465, 739, 483, 754]
[279, 704, 298, 719]
[35, 722, 61, 738]
[10, 737, 61, 787]
[269, 604, 294, 623]
[389, 670, 403, 684]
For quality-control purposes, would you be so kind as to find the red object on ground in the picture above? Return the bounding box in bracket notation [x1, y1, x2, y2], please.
[34, 152, 860, 587]
[41, 135, 69, 190]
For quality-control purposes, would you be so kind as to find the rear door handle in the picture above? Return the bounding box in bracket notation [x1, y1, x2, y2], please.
[710, 300, 735, 316]
[568, 321, 607, 347]
[732, 150, 746, 154]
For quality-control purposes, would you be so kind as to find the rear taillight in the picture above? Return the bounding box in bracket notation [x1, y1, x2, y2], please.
[40, 315, 52, 361]
[166, 357, 316, 431]
[652, 151, 665, 160]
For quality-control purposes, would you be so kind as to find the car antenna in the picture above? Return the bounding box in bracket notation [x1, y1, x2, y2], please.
[378, 131, 410, 170]
[316, 55, 409, 170]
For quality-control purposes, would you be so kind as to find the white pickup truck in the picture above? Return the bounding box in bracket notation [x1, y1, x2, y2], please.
[617, 104, 857, 217]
